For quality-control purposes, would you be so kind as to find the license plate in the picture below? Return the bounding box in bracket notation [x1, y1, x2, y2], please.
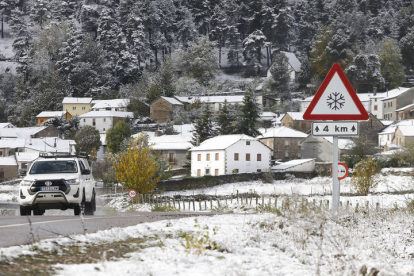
[40, 186, 59, 191]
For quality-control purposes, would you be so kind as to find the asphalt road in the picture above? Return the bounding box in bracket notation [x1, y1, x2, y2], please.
[0, 211, 213, 248]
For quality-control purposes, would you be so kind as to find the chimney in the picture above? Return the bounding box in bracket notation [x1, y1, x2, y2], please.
[196, 135, 200, 146]
[373, 86, 377, 96]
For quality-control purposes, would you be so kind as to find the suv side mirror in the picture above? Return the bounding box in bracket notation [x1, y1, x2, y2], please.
[19, 170, 27, 177]
[81, 169, 91, 175]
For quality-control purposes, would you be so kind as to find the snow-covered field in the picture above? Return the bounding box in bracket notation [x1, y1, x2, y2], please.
[1, 168, 414, 275]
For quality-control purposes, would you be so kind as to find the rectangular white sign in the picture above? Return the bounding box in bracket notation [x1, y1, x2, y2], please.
[312, 122, 359, 137]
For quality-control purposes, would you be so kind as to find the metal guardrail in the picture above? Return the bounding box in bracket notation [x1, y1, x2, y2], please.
[0, 179, 21, 186]
[0, 202, 19, 209]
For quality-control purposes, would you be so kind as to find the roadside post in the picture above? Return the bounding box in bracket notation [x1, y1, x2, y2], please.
[303, 63, 369, 216]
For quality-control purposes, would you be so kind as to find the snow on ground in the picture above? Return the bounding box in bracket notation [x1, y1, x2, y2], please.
[1, 168, 414, 275]
[1, 210, 414, 276]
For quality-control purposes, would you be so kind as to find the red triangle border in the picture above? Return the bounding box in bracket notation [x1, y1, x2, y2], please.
[303, 63, 369, 121]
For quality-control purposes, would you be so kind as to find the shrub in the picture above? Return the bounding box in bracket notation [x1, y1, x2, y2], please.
[262, 170, 274, 183]
[350, 158, 380, 195]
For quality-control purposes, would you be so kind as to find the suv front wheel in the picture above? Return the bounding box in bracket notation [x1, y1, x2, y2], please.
[20, 206, 31, 216]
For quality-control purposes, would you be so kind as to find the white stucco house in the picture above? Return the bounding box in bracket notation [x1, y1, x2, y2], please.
[189, 134, 272, 177]
[79, 111, 133, 133]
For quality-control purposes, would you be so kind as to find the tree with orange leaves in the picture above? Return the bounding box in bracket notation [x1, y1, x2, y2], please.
[114, 134, 161, 194]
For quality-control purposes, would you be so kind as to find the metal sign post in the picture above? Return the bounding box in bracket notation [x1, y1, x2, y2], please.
[332, 137, 339, 215]
[303, 63, 369, 217]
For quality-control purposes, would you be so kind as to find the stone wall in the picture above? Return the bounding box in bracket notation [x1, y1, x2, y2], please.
[157, 171, 317, 192]
[0, 165, 18, 181]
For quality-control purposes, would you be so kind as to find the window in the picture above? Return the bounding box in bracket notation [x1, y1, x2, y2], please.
[72, 106, 76, 110]
[215, 169, 219, 176]
[103, 118, 106, 122]
[234, 153, 239, 161]
[257, 169, 262, 172]
[0, 150, 2, 157]
[219, 104, 222, 110]
[285, 140, 290, 146]
[246, 141, 250, 145]
[282, 123, 286, 126]
[257, 154, 261, 161]
[198, 154, 201, 161]
[92, 118, 96, 126]
[82, 106, 86, 110]
[246, 153, 250, 161]
[391, 102, 393, 107]
[233, 169, 239, 173]
[375, 99, 377, 102]
[83, 119, 86, 122]
[197, 169, 201, 176]
[384, 103, 386, 108]
[297, 152, 302, 158]
[103, 128, 105, 131]
[285, 151, 289, 157]
[374, 105, 377, 111]
[205, 169, 210, 175]
[206, 154, 210, 161]
[215, 153, 219, 160]
[169, 153, 174, 163]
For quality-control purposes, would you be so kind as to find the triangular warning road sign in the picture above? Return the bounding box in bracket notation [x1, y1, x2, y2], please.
[303, 63, 369, 121]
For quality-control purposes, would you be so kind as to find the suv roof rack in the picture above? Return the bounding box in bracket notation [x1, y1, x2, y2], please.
[39, 152, 87, 159]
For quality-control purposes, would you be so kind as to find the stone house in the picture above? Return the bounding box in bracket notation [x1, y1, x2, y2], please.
[359, 113, 384, 142]
[395, 103, 414, 121]
[149, 134, 193, 169]
[258, 126, 308, 161]
[381, 87, 414, 121]
[300, 136, 354, 162]
[280, 112, 312, 133]
[392, 125, 414, 146]
[0, 156, 18, 181]
[150, 97, 184, 123]
[378, 120, 414, 148]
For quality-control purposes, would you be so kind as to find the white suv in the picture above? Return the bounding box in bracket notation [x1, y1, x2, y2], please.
[18, 153, 96, 216]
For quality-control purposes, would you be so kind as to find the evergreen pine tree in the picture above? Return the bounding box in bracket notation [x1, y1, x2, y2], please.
[270, 52, 291, 102]
[298, 57, 312, 87]
[192, 103, 215, 145]
[217, 99, 234, 135]
[237, 85, 260, 137]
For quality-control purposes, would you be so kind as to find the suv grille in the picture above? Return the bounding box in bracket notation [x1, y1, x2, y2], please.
[30, 179, 69, 194]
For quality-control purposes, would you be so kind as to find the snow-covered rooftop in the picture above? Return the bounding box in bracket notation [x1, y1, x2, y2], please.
[281, 51, 301, 72]
[0, 127, 48, 138]
[190, 134, 256, 151]
[0, 156, 17, 166]
[0, 123, 14, 128]
[271, 158, 314, 171]
[160, 97, 183, 106]
[378, 120, 414, 135]
[149, 134, 193, 151]
[79, 111, 133, 118]
[92, 99, 129, 109]
[36, 111, 69, 118]
[259, 126, 308, 138]
[62, 97, 93, 104]
[285, 112, 304, 121]
[397, 125, 414, 136]
[395, 103, 414, 112]
[176, 96, 245, 104]
[381, 87, 412, 101]
[260, 112, 277, 118]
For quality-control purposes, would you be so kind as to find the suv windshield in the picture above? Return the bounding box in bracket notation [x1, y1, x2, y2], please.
[29, 160, 78, 174]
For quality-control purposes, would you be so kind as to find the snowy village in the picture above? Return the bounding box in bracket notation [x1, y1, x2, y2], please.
[1, 0, 414, 275]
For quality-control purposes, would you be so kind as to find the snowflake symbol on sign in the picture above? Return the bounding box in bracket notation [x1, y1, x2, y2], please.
[327, 92, 345, 110]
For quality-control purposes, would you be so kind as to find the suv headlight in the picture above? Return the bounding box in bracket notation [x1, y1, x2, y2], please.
[66, 179, 80, 185]
[20, 180, 34, 186]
